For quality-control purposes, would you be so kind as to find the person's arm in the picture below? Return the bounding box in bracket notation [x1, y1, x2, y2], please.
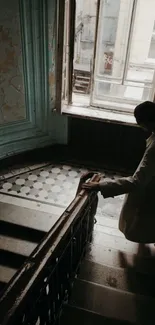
[99, 143, 155, 198]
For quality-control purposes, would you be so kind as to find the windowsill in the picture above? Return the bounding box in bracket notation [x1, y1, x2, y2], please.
[62, 103, 137, 126]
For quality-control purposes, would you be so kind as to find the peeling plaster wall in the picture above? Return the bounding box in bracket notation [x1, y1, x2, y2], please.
[0, 0, 26, 124]
[48, 0, 56, 110]
[0, 0, 68, 159]
[48, 0, 68, 145]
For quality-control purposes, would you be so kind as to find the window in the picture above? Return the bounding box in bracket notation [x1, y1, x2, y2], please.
[148, 21, 155, 60]
[58, 0, 155, 118]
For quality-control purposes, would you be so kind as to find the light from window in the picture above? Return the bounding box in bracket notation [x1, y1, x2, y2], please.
[148, 21, 155, 60]
[92, 0, 155, 111]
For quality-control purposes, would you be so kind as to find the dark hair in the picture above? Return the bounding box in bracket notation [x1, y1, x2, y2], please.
[134, 101, 155, 125]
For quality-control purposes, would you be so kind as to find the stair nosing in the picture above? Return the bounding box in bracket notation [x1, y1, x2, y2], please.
[65, 304, 134, 325]
[74, 278, 155, 301]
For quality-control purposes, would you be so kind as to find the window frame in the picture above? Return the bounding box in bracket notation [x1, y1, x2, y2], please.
[56, 0, 155, 120]
[55, 0, 75, 112]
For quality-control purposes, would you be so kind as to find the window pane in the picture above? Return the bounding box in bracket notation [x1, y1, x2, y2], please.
[92, 0, 155, 110]
[74, 0, 97, 71]
[73, 0, 97, 95]
[126, 0, 155, 84]
[148, 21, 155, 59]
[95, 0, 134, 80]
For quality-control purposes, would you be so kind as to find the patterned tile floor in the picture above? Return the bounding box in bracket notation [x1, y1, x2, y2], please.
[0, 163, 125, 219]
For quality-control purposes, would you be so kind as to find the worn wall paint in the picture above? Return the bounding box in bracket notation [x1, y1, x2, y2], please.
[0, 0, 68, 159]
[48, 0, 68, 145]
[48, 0, 56, 110]
[0, 0, 26, 124]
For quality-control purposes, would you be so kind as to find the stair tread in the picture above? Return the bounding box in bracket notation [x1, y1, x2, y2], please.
[73, 90, 86, 94]
[86, 243, 155, 274]
[74, 84, 87, 88]
[0, 265, 17, 284]
[0, 202, 60, 233]
[0, 250, 26, 269]
[0, 282, 6, 295]
[0, 220, 45, 243]
[96, 216, 119, 229]
[61, 305, 132, 325]
[76, 76, 90, 80]
[79, 259, 155, 297]
[75, 80, 89, 85]
[70, 278, 155, 324]
[92, 229, 155, 255]
[95, 224, 124, 238]
[0, 235, 37, 257]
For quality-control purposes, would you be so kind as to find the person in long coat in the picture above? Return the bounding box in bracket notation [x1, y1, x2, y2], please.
[83, 101, 155, 243]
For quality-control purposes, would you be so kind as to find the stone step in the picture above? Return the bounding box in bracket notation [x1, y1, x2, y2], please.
[92, 229, 155, 255]
[0, 202, 60, 233]
[0, 235, 37, 257]
[74, 84, 88, 89]
[0, 220, 45, 243]
[0, 282, 6, 295]
[60, 305, 131, 325]
[79, 259, 155, 297]
[96, 216, 119, 229]
[76, 76, 90, 80]
[0, 250, 26, 269]
[95, 224, 124, 238]
[86, 243, 155, 275]
[70, 278, 155, 324]
[73, 89, 86, 94]
[0, 265, 17, 284]
[0, 265, 18, 295]
[75, 80, 89, 85]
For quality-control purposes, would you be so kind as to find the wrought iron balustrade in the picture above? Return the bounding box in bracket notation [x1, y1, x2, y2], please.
[0, 172, 100, 325]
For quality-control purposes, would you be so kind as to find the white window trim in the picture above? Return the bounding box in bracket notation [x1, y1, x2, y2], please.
[62, 102, 137, 126]
[57, 0, 155, 126]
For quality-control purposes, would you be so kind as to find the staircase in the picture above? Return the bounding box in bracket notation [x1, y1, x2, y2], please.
[73, 71, 90, 94]
[60, 216, 155, 325]
[0, 201, 61, 295]
[1, 164, 155, 324]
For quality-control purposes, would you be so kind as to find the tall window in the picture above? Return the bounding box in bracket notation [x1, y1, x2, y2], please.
[148, 21, 155, 60]
[61, 0, 155, 114]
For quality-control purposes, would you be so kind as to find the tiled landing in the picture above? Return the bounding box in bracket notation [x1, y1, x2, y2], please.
[0, 162, 124, 218]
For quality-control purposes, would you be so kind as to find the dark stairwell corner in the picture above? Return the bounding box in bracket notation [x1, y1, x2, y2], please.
[0, 146, 155, 325]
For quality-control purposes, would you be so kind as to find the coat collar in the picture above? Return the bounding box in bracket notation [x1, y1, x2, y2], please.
[146, 133, 155, 147]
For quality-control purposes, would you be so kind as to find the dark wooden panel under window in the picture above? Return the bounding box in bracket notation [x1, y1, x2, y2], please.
[68, 117, 147, 173]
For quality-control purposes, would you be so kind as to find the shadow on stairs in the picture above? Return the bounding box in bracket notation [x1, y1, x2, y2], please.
[60, 218, 155, 325]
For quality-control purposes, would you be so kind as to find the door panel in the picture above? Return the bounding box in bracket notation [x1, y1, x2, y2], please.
[0, 0, 26, 124]
[0, 0, 68, 159]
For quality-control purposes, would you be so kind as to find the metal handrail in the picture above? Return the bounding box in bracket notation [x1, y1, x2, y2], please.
[0, 172, 101, 325]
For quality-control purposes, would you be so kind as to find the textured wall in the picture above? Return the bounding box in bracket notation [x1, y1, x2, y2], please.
[0, 0, 68, 160]
[48, 0, 56, 110]
[0, 0, 26, 124]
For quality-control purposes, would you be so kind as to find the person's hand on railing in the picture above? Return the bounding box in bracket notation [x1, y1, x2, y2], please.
[76, 171, 102, 196]
[82, 181, 100, 192]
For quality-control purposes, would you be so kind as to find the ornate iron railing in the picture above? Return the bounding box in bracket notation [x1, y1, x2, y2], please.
[0, 172, 100, 325]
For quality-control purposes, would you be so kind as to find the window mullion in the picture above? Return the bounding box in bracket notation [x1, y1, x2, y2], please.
[122, 0, 138, 85]
[55, 0, 65, 113]
[90, 0, 101, 105]
[68, 0, 76, 104]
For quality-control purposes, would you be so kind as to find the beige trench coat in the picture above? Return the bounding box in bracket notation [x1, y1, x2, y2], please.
[99, 133, 155, 243]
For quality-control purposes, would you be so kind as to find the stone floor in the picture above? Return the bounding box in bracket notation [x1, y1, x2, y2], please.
[0, 162, 124, 219]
